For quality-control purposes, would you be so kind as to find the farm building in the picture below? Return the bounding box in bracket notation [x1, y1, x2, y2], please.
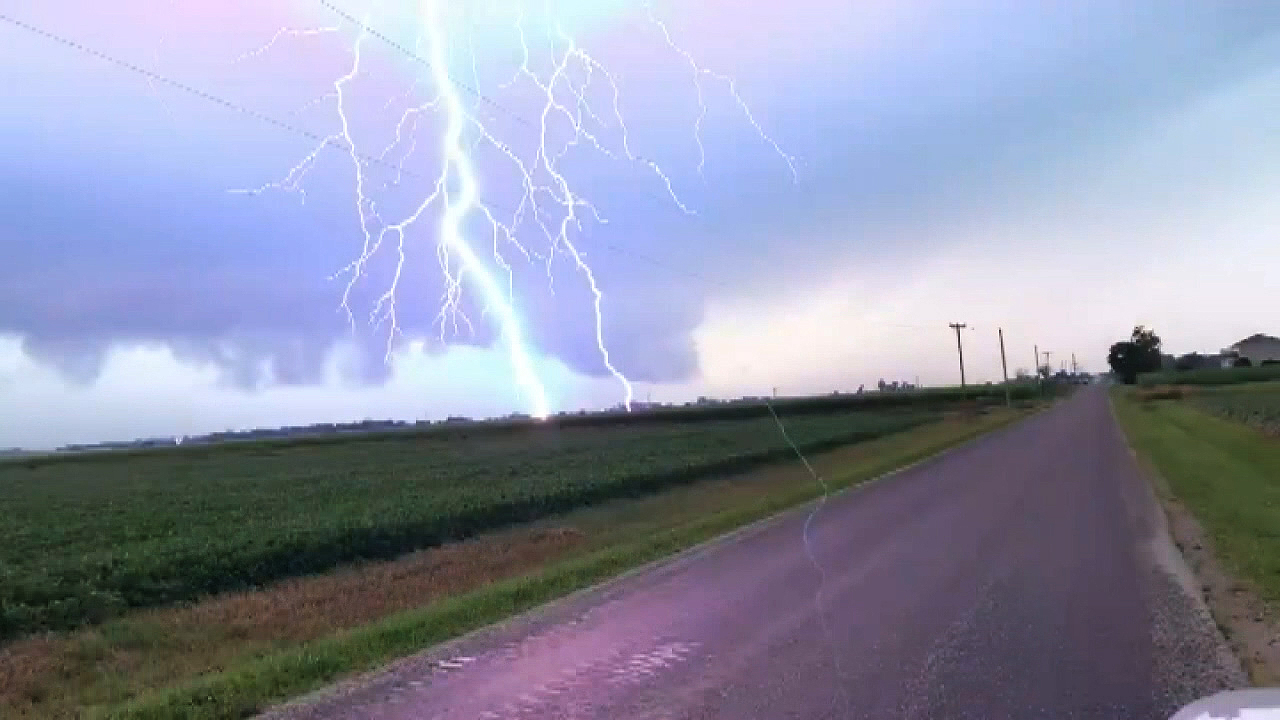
[1223, 333, 1280, 366]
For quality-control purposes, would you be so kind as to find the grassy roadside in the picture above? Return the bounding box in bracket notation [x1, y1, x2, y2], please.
[1112, 393, 1280, 607]
[1112, 388, 1280, 683]
[35, 408, 1025, 720]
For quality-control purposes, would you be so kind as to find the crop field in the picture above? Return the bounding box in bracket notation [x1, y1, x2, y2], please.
[1186, 381, 1280, 435]
[1137, 364, 1280, 387]
[0, 402, 968, 641]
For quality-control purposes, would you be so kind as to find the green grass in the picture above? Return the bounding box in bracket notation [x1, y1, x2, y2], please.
[1137, 364, 1280, 387]
[1113, 391, 1280, 609]
[94, 408, 1026, 720]
[1, 406, 951, 640]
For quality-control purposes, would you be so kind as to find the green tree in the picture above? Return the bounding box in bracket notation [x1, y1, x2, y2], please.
[1107, 325, 1163, 384]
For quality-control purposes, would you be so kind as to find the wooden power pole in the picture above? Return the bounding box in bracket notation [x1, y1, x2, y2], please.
[949, 322, 968, 387]
[1034, 344, 1042, 395]
[998, 328, 1010, 406]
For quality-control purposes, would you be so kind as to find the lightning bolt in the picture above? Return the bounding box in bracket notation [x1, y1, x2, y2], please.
[231, 0, 794, 418]
[419, 0, 549, 417]
[766, 400, 851, 715]
[644, 3, 797, 181]
[233, 26, 339, 65]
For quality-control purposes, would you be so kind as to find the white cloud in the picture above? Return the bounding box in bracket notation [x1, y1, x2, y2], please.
[690, 67, 1280, 393]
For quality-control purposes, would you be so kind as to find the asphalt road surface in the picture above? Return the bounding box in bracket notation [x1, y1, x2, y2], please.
[267, 387, 1244, 720]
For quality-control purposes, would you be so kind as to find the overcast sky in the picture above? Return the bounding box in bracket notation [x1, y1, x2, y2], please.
[3, 0, 1279, 448]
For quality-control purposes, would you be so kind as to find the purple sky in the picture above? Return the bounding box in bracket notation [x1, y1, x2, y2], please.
[2, 0, 1280, 448]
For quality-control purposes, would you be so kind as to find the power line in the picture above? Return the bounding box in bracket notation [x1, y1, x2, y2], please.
[0, 11, 704, 283]
[0, 13, 410, 178]
[1, 10, 942, 334]
[316, 0, 535, 130]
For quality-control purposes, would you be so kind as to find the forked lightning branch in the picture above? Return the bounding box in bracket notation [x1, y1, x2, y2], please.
[232, 0, 796, 418]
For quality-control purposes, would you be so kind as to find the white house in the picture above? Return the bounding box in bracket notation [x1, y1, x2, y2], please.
[1224, 334, 1280, 366]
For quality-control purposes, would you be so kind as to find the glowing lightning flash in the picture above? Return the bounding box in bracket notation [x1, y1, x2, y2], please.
[234, 1, 794, 419]
[420, 0, 550, 418]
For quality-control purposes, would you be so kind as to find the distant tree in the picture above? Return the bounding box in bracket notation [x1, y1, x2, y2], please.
[1107, 325, 1163, 384]
[1263, 360, 1280, 367]
[1235, 356, 1254, 368]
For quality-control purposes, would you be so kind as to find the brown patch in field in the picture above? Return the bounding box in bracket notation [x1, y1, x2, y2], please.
[1136, 386, 1187, 402]
[0, 636, 58, 707]
[0, 526, 586, 718]
[187, 526, 585, 642]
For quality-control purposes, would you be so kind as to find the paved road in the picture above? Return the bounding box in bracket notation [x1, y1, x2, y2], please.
[268, 387, 1243, 720]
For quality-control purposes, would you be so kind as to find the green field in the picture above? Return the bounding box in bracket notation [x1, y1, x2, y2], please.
[0, 402, 965, 641]
[1137, 364, 1280, 387]
[1113, 388, 1280, 608]
[1185, 382, 1280, 435]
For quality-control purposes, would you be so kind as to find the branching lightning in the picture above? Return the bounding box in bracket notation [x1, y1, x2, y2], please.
[645, 3, 798, 181]
[231, 0, 795, 417]
[233, 26, 339, 65]
[766, 400, 851, 715]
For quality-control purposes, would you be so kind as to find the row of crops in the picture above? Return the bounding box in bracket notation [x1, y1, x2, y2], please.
[1137, 365, 1280, 387]
[1186, 382, 1280, 436]
[0, 405, 954, 640]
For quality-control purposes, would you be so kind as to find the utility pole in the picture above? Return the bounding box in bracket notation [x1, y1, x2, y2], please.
[1034, 344, 1042, 395]
[998, 328, 1010, 407]
[949, 322, 968, 387]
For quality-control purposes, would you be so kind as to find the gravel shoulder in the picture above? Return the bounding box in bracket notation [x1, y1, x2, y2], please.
[1112, 390, 1280, 690]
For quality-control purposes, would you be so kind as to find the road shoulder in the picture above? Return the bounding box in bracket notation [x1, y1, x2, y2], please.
[1110, 390, 1275, 688]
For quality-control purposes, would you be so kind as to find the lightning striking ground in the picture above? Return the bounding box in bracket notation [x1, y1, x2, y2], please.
[231, 0, 794, 417]
[765, 400, 851, 715]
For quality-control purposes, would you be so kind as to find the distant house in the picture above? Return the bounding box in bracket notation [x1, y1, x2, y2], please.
[1224, 334, 1280, 366]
